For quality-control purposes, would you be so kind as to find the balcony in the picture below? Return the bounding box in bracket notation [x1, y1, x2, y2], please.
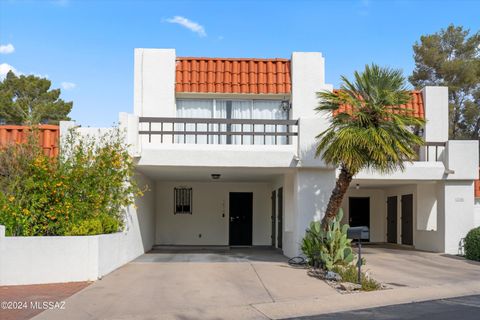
[420, 142, 446, 162]
[138, 117, 299, 145]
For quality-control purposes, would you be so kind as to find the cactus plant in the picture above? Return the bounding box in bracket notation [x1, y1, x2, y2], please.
[301, 209, 354, 270]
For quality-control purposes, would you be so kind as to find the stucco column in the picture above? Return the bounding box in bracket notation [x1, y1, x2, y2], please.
[291, 52, 333, 167]
[134, 48, 176, 117]
[442, 181, 475, 254]
[283, 169, 335, 258]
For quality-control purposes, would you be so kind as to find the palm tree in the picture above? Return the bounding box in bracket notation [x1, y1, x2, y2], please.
[316, 64, 425, 229]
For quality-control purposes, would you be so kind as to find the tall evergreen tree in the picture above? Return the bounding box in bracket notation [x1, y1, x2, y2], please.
[409, 24, 480, 139]
[0, 71, 73, 125]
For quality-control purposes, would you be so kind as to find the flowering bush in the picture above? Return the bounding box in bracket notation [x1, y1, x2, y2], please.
[0, 127, 142, 236]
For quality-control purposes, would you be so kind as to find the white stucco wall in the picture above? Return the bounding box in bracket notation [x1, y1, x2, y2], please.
[291, 52, 333, 168]
[443, 181, 475, 254]
[134, 48, 176, 117]
[138, 144, 297, 168]
[284, 169, 336, 258]
[422, 86, 449, 143]
[155, 181, 271, 246]
[445, 140, 479, 180]
[0, 234, 99, 285]
[474, 199, 480, 227]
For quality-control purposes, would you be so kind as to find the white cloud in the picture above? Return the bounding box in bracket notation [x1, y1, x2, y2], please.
[0, 43, 15, 54]
[61, 81, 76, 90]
[0, 63, 20, 80]
[166, 16, 207, 37]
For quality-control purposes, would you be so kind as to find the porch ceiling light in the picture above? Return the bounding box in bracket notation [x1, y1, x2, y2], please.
[211, 174, 221, 180]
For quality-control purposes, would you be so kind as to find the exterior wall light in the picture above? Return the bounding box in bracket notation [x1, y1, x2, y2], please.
[355, 184, 360, 190]
[280, 100, 291, 113]
[211, 174, 221, 180]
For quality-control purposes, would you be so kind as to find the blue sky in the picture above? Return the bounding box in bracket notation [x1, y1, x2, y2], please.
[1, 0, 479, 127]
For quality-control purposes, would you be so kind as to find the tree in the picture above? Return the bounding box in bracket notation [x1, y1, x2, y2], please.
[409, 24, 480, 139]
[0, 70, 73, 125]
[316, 64, 425, 228]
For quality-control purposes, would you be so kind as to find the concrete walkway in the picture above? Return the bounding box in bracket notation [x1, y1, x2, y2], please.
[34, 246, 480, 320]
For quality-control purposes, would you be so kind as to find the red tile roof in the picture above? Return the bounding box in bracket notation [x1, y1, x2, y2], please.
[0, 125, 60, 157]
[333, 90, 425, 119]
[175, 57, 291, 94]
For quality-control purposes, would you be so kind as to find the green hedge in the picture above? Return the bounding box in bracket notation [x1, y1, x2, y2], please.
[465, 227, 480, 261]
[0, 128, 142, 236]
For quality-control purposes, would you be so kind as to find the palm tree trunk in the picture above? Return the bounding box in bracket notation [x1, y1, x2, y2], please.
[321, 164, 353, 229]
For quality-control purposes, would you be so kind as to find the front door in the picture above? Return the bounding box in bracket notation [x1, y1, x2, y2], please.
[271, 190, 276, 247]
[229, 192, 253, 246]
[348, 197, 370, 241]
[277, 188, 283, 249]
[387, 196, 398, 243]
[401, 194, 413, 245]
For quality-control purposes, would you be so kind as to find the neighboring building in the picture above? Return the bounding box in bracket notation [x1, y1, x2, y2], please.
[64, 49, 479, 258]
[0, 125, 59, 157]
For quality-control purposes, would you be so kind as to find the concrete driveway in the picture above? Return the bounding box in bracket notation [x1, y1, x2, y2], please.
[34, 246, 480, 320]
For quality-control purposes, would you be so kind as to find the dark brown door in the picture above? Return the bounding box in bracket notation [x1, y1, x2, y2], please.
[401, 194, 413, 245]
[229, 192, 253, 246]
[387, 196, 398, 243]
[271, 190, 276, 247]
[277, 188, 283, 249]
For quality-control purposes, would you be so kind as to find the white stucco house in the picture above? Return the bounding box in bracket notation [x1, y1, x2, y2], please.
[80, 49, 480, 258]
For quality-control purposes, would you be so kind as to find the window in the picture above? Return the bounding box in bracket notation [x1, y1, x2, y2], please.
[174, 187, 192, 214]
[175, 98, 289, 145]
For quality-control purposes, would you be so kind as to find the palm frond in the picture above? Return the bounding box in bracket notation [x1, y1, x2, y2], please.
[316, 64, 426, 175]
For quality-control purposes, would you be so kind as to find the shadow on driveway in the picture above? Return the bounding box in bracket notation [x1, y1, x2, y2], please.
[287, 295, 480, 320]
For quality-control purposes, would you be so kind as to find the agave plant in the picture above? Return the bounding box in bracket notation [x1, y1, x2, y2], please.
[301, 209, 354, 270]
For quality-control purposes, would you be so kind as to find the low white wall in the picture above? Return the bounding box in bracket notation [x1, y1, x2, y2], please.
[0, 234, 99, 285]
[0, 172, 156, 286]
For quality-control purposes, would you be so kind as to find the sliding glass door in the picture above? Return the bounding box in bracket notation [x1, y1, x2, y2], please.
[176, 98, 288, 144]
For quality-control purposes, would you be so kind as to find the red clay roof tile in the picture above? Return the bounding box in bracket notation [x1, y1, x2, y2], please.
[333, 90, 425, 119]
[0, 125, 60, 157]
[175, 57, 291, 94]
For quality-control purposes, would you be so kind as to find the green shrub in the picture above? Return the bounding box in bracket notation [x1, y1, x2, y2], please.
[464, 227, 480, 261]
[0, 127, 142, 236]
[301, 209, 354, 270]
[67, 219, 103, 236]
[332, 264, 381, 291]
